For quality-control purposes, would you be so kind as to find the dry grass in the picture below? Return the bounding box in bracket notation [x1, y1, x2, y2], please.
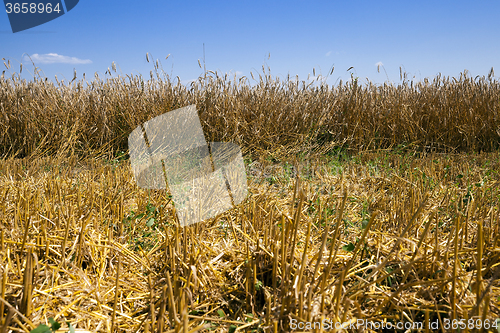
[0, 151, 499, 332]
[1, 58, 500, 332]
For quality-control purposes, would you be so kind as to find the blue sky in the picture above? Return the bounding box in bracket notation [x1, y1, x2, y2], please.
[1, 0, 500, 87]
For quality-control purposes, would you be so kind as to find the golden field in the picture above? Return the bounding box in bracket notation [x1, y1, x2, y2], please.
[1, 60, 500, 332]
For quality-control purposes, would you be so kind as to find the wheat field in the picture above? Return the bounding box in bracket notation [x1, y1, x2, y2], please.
[1, 60, 500, 332]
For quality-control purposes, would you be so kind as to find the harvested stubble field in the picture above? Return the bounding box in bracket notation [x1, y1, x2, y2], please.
[1, 62, 500, 332]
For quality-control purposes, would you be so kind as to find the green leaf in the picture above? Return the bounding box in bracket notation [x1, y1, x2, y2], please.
[255, 280, 263, 291]
[342, 242, 355, 252]
[229, 325, 237, 333]
[29, 324, 52, 333]
[217, 309, 225, 318]
[146, 218, 155, 227]
[49, 317, 61, 331]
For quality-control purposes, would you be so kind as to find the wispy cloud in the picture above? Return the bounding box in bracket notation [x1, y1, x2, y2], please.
[24, 53, 92, 64]
[226, 70, 243, 77]
[325, 51, 332, 57]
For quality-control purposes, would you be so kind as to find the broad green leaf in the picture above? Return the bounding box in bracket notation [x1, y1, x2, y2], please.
[29, 324, 51, 333]
[49, 318, 61, 331]
[342, 242, 355, 252]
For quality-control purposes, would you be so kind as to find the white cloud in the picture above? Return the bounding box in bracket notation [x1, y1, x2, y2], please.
[225, 70, 243, 77]
[325, 51, 332, 57]
[24, 53, 92, 65]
